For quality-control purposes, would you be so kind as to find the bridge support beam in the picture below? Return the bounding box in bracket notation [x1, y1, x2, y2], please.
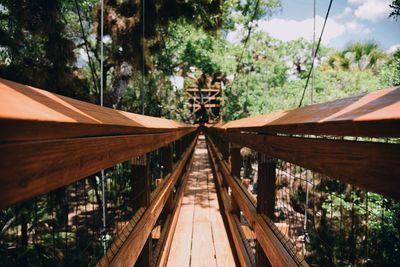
[131, 154, 152, 267]
[176, 139, 183, 161]
[256, 152, 276, 267]
[230, 143, 241, 215]
[161, 145, 174, 214]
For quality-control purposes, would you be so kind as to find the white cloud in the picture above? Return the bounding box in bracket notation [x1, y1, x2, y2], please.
[335, 6, 353, 19]
[387, 44, 400, 54]
[344, 7, 353, 14]
[226, 15, 374, 47]
[256, 16, 346, 45]
[346, 21, 373, 34]
[348, 0, 364, 5]
[348, 0, 391, 21]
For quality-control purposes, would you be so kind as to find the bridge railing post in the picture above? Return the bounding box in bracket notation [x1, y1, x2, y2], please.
[161, 144, 174, 214]
[256, 152, 277, 267]
[176, 139, 183, 161]
[131, 154, 152, 267]
[230, 142, 241, 216]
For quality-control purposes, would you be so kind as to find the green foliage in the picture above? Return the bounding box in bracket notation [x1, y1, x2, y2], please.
[379, 49, 400, 87]
[390, 0, 400, 20]
[1, 1, 399, 266]
[221, 38, 394, 120]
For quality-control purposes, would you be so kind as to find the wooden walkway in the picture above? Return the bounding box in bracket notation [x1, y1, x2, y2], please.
[166, 135, 236, 267]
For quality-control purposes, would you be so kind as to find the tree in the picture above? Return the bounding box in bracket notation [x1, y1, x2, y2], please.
[0, 0, 92, 101]
[343, 42, 386, 71]
[379, 49, 400, 87]
[390, 0, 400, 20]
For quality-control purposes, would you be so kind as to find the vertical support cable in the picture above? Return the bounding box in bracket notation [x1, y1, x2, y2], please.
[298, 0, 333, 107]
[141, 0, 145, 115]
[100, 0, 107, 254]
[311, 0, 316, 104]
[100, 0, 104, 107]
[303, 170, 310, 255]
[305, 0, 316, 244]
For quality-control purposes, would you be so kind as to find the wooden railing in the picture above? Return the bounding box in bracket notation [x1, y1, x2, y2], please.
[0, 79, 198, 266]
[205, 86, 400, 267]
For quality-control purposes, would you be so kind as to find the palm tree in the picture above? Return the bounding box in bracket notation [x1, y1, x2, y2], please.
[344, 42, 386, 71]
[328, 52, 350, 70]
[327, 42, 387, 72]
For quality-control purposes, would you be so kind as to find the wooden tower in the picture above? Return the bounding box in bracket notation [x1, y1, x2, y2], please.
[185, 82, 222, 124]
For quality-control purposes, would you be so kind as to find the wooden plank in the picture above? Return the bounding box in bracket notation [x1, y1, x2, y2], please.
[230, 144, 241, 177]
[161, 145, 174, 215]
[207, 137, 300, 267]
[211, 130, 400, 199]
[97, 206, 146, 267]
[166, 145, 200, 267]
[167, 136, 235, 267]
[0, 128, 195, 209]
[191, 155, 218, 267]
[256, 153, 276, 267]
[131, 155, 151, 209]
[207, 171, 237, 267]
[0, 78, 195, 142]
[221, 86, 400, 137]
[186, 88, 220, 93]
[207, 139, 255, 267]
[104, 136, 197, 267]
[193, 104, 220, 108]
[155, 144, 196, 267]
[131, 155, 152, 267]
[257, 153, 276, 219]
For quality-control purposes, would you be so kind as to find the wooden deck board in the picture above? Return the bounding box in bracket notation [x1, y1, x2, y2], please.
[166, 135, 236, 267]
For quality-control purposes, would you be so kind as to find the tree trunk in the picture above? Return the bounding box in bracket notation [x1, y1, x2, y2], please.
[110, 62, 133, 108]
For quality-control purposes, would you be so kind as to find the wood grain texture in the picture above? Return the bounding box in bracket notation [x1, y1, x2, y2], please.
[131, 155, 152, 267]
[209, 129, 400, 199]
[156, 151, 195, 267]
[207, 136, 299, 267]
[0, 78, 195, 141]
[166, 136, 235, 267]
[207, 140, 253, 267]
[220, 87, 400, 137]
[0, 128, 196, 209]
[103, 136, 197, 267]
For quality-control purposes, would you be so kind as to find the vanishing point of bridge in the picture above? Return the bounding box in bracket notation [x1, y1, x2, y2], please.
[0, 78, 399, 266]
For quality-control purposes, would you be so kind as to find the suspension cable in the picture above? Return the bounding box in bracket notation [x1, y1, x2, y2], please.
[141, 0, 145, 115]
[303, 0, 316, 242]
[298, 0, 333, 107]
[234, 0, 261, 80]
[74, 0, 100, 95]
[311, 0, 316, 104]
[100, 0, 107, 254]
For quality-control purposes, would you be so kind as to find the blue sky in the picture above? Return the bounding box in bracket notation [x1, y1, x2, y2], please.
[229, 0, 400, 51]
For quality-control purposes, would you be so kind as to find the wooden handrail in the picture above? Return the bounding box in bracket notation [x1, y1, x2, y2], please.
[207, 128, 400, 199]
[207, 88, 400, 198]
[0, 79, 198, 209]
[207, 136, 302, 267]
[0, 78, 194, 142]
[153, 143, 196, 267]
[97, 135, 197, 267]
[218, 86, 400, 137]
[205, 89, 400, 266]
[208, 139, 256, 267]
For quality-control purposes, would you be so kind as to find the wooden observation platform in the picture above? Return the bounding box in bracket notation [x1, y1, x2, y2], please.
[0, 78, 399, 267]
[185, 83, 222, 124]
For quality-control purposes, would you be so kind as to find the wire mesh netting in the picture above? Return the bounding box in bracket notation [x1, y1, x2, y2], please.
[0, 138, 188, 267]
[233, 136, 400, 266]
[272, 159, 400, 266]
